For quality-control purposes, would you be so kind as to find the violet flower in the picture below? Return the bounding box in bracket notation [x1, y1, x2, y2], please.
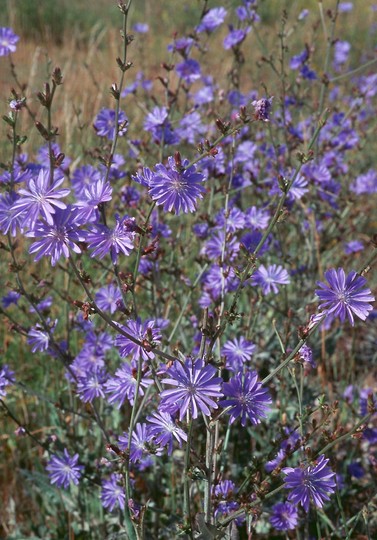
[251, 264, 290, 295]
[175, 59, 201, 85]
[282, 454, 336, 512]
[0, 364, 15, 398]
[270, 502, 298, 531]
[315, 268, 375, 325]
[196, 7, 227, 33]
[115, 318, 161, 362]
[85, 216, 135, 264]
[147, 411, 187, 455]
[0, 27, 19, 56]
[94, 108, 128, 140]
[219, 371, 271, 426]
[95, 284, 123, 314]
[105, 362, 153, 408]
[160, 358, 223, 420]
[46, 449, 83, 489]
[12, 170, 70, 228]
[101, 474, 125, 511]
[149, 157, 205, 215]
[26, 207, 84, 266]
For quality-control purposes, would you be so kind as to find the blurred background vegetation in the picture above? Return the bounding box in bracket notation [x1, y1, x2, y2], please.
[0, 0, 376, 158]
[0, 0, 375, 46]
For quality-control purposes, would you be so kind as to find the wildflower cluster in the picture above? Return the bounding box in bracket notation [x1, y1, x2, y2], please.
[0, 1, 376, 538]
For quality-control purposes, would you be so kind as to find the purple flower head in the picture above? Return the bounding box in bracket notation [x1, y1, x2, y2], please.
[30, 295, 56, 314]
[219, 371, 271, 426]
[27, 321, 55, 353]
[270, 502, 298, 531]
[94, 108, 128, 140]
[132, 166, 154, 187]
[223, 28, 249, 50]
[149, 156, 205, 215]
[175, 111, 206, 144]
[280, 428, 301, 452]
[2, 291, 21, 308]
[121, 185, 141, 207]
[300, 64, 317, 80]
[132, 22, 149, 33]
[26, 207, 84, 266]
[221, 337, 256, 372]
[298, 9, 309, 20]
[95, 284, 123, 314]
[241, 231, 270, 256]
[197, 7, 227, 32]
[193, 84, 214, 105]
[0, 364, 15, 398]
[115, 318, 161, 362]
[12, 170, 70, 228]
[46, 448, 83, 489]
[0, 27, 19, 56]
[215, 207, 245, 233]
[236, 5, 260, 22]
[74, 178, 112, 222]
[348, 462, 364, 478]
[251, 264, 290, 295]
[175, 59, 201, 85]
[350, 169, 377, 195]
[339, 2, 353, 12]
[201, 231, 240, 261]
[290, 49, 309, 70]
[201, 265, 239, 302]
[289, 174, 309, 200]
[119, 422, 163, 463]
[147, 411, 187, 455]
[298, 344, 316, 369]
[69, 347, 105, 380]
[105, 362, 153, 408]
[344, 240, 364, 255]
[10, 98, 25, 111]
[235, 140, 257, 163]
[282, 454, 336, 512]
[245, 206, 270, 230]
[101, 474, 125, 512]
[167, 37, 195, 56]
[315, 268, 375, 326]
[160, 358, 223, 420]
[143, 107, 178, 145]
[213, 480, 244, 524]
[85, 215, 135, 264]
[0, 192, 24, 236]
[252, 97, 273, 122]
[144, 106, 168, 131]
[334, 40, 351, 66]
[76, 369, 107, 403]
[71, 165, 100, 197]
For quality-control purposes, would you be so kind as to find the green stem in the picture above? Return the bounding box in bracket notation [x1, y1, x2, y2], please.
[183, 420, 194, 537]
[316, 412, 372, 456]
[317, 0, 340, 123]
[329, 57, 377, 83]
[166, 264, 208, 345]
[104, 0, 133, 184]
[219, 484, 286, 527]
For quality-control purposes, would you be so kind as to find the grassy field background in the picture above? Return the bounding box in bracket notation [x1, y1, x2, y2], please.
[0, 0, 376, 158]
